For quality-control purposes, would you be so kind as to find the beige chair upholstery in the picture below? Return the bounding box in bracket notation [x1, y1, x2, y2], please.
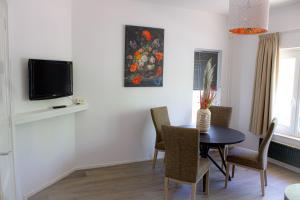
[210, 106, 232, 128]
[150, 106, 171, 168]
[225, 119, 277, 196]
[162, 125, 210, 200]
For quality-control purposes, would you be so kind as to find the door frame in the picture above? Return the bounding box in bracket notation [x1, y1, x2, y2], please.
[0, 0, 17, 199]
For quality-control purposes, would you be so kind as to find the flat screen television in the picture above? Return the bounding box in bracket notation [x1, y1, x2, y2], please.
[28, 59, 73, 100]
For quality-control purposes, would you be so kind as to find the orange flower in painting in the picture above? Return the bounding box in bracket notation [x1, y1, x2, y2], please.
[156, 67, 163, 76]
[142, 30, 152, 41]
[132, 75, 142, 85]
[134, 51, 142, 60]
[130, 63, 138, 72]
[155, 52, 163, 62]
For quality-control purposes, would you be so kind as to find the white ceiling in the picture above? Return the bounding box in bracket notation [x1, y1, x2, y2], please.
[136, 0, 300, 14]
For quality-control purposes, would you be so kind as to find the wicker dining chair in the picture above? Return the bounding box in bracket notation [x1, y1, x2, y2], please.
[150, 106, 171, 169]
[225, 119, 277, 196]
[209, 106, 232, 168]
[210, 106, 232, 128]
[162, 125, 210, 200]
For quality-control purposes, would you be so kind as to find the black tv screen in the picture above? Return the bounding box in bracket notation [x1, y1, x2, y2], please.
[29, 59, 73, 100]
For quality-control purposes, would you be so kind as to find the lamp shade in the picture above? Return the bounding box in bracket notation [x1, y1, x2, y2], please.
[229, 0, 269, 34]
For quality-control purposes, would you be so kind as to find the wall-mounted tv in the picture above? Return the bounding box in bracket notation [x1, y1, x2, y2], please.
[28, 59, 73, 100]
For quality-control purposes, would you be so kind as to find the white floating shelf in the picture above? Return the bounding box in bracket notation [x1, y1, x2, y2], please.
[13, 104, 88, 125]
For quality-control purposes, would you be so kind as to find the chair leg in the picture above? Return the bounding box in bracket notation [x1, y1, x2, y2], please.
[226, 145, 229, 157]
[205, 170, 209, 195]
[202, 172, 206, 193]
[191, 183, 197, 200]
[232, 164, 235, 178]
[164, 177, 169, 200]
[260, 170, 265, 196]
[222, 146, 228, 169]
[152, 149, 158, 169]
[264, 170, 267, 186]
[225, 163, 230, 188]
[221, 147, 225, 169]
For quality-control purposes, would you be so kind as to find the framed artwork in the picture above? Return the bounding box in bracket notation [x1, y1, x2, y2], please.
[124, 25, 164, 87]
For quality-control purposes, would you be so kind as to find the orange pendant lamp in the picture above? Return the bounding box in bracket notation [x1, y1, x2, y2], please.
[229, 0, 270, 35]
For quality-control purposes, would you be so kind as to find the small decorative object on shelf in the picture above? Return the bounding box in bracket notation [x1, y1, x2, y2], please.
[74, 97, 86, 105]
[197, 58, 216, 133]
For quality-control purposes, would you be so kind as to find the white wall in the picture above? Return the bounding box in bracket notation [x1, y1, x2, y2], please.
[269, 3, 300, 33]
[229, 34, 259, 149]
[270, 3, 300, 49]
[8, 0, 73, 113]
[14, 116, 75, 199]
[72, 0, 230, 168]
[7, 0, 74, 199]
[228, 2, 300, 150]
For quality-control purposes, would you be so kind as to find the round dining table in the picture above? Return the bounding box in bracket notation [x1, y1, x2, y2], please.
[181, 125, 246, 181]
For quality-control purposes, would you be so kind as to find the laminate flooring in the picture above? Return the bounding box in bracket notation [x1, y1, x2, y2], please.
[29, 159, 300, 200]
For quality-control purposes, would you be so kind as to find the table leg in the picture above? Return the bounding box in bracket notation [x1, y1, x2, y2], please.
[217, 146, 231, 181]
[201, 144, 231, 181]
[207, 154, 229, 179]
[200, 144, 209, 158]
[202, 172, 206, 193]
[218, 146, 227, 169]
[200, 144, 232, 190]
[200, 144, 209, 192]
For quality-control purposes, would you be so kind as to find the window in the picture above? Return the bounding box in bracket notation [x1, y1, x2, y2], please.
[274, 48, 300, 138]
[192, 50, 221, 123]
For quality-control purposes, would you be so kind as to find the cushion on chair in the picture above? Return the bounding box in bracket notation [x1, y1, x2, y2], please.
[155, 141, 165, 150]
[197, 158, 210, 179]
[226, 147, 261, 169]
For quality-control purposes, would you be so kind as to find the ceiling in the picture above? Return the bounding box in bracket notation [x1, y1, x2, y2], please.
[136, 0, 300, 14]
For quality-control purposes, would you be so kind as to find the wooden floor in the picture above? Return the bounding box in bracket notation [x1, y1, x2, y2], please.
[30, 158, 300, 200]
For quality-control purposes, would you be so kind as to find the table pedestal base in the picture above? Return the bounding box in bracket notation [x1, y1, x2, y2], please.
[200, 144, 231, 191]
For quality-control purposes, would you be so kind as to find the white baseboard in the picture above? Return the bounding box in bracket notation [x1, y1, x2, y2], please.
[74, 157, 151, 171]
[23, 157, 153, 200]
[269, 157, 300, 174]
[23, 167, 76, 200]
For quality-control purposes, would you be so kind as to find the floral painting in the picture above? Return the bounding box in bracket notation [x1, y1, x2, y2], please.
[124, 25, 164, 87]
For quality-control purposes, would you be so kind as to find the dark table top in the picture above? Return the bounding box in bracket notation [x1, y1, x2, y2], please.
[181, 125, 246, 145]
